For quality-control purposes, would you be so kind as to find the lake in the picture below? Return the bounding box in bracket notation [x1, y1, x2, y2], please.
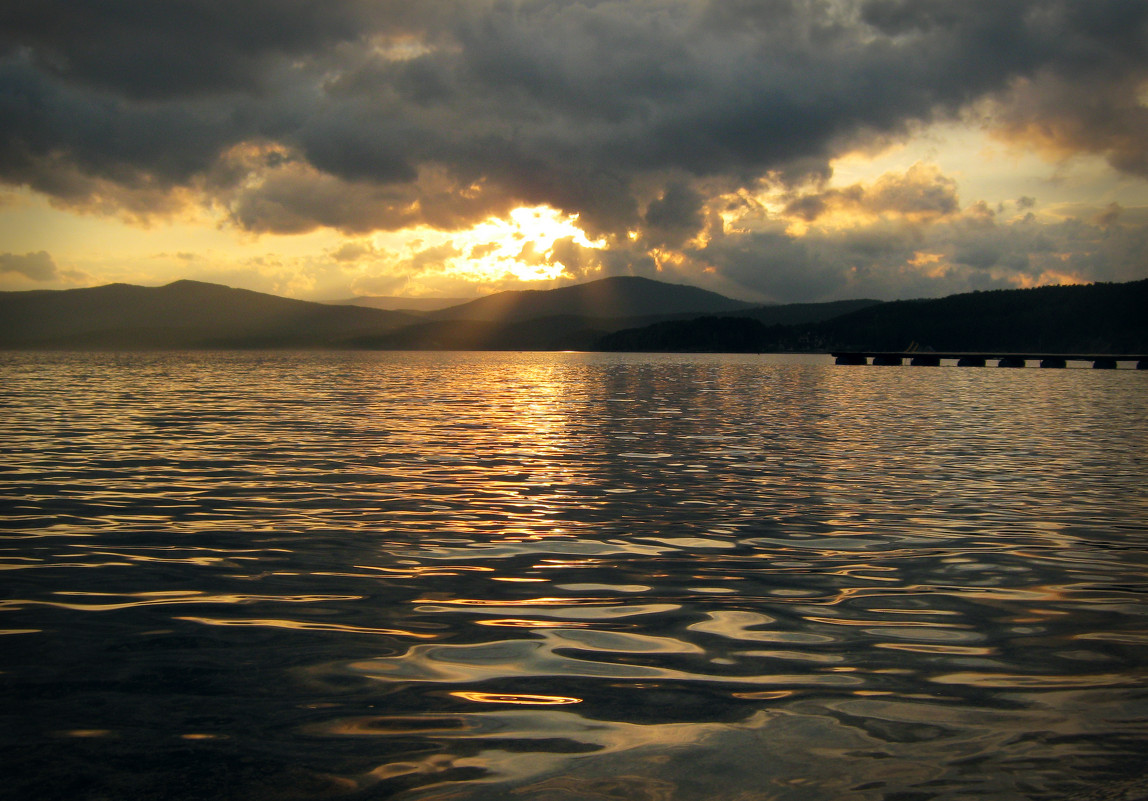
[3, 351, 1147, 801]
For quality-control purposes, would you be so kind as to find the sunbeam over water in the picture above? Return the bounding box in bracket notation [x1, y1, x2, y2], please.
[2, 351, 1147, 800]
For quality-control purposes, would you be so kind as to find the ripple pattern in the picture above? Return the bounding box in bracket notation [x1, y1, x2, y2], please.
[2, 351, 1148, 801]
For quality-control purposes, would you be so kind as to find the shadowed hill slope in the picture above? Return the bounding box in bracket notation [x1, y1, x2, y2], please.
[430, 275, 757, 322]
[342, 299, 881, 351]
[323, 295, 471, 312]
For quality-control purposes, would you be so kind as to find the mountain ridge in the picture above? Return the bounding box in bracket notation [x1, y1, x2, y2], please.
[4, 275, 1143, 354]
[0, 276, 769, 349]
[0, 279, 417, 348]
[426, 275, 758, 322]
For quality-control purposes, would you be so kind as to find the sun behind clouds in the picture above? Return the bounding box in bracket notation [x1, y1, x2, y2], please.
[437, 206, 607, 285]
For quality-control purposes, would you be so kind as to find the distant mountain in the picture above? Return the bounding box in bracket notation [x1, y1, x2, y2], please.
[324, 295, 472, 312]
[0, 280, 416, 348]
[598, 279, 1148, 354]
[11, 275, 1130, 355]
[0, 276, 762, 350]
[430, 275, 757, 322]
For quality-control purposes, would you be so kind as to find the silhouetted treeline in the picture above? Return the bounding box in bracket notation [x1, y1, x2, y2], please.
[816, 279, 1148, 353]
[596, 317, 814, 352]
[598, 279, 1148, 354]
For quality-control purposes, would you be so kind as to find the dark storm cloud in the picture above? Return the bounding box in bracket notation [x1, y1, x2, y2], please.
[0, 250, 57, 281]
[643, 180, 707, 247]
[0, 54, 271, 200]
[0, 0, 404, 100]
[0, 0, 1145, 248]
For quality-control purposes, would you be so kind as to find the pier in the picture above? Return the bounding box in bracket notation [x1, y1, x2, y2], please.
[832, 351, 1148, 369]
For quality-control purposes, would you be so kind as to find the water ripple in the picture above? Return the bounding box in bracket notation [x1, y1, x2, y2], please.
[3, 351, 1147, 801]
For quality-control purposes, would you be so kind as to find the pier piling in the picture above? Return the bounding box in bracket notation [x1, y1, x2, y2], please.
[831, 351, 1147, 369]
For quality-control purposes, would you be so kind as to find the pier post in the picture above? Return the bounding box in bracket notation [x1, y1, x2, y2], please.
[831, 352, 1145, 369]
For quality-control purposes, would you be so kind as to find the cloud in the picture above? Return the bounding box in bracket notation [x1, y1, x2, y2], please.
[549, 236, 605, 280]
[784, 163, 961, 223]
[0, 250, 58, 280]
[687, 188, 1148, 303]
[329, 240, 378, 263]
[210, 146, 519, 235]
[0, 0, 397, 100]
[643, 180, 707, 248]
[1, 0, 1144, 233]
[349, 242, 468, 297]
[987, 72, 1148, 177]
[0, 0, 1146, 302]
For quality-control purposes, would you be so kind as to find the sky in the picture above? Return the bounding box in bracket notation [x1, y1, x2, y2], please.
[1, 0, 1146, 304]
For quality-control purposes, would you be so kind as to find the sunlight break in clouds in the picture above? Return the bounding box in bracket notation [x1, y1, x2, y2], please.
[449, 207, 608, 285]
[341, 206, 608, 299]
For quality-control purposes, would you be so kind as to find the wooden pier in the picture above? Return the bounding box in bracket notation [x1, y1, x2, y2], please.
[832, 351, 1148, 369]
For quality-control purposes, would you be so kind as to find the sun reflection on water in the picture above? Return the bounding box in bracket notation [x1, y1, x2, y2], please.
[2, 352, 1147, 801]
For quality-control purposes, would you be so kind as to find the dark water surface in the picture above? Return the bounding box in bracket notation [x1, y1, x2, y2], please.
[3, 351, 1147, 801]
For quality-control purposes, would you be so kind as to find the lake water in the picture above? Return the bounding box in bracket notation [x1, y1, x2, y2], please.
[3, 351, 1148, 801]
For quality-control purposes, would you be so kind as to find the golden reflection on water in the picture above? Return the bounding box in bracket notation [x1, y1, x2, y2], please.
[174, 616, 436, 638]
[477, 618, 592, 628]
[450, 691, 582, 705]
[3, 352, 1148, 801]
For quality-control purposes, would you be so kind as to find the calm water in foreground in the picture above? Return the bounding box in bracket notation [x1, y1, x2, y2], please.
[3, 351, 1148, 801]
